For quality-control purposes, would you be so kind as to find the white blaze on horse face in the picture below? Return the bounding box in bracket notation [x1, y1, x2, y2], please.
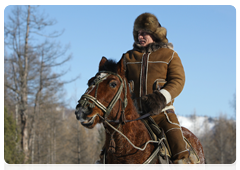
[85, 73, 108, 94]
[98, 73, 108, 79]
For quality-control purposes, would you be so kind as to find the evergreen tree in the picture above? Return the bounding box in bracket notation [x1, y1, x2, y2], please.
[4, 108, 24, 163]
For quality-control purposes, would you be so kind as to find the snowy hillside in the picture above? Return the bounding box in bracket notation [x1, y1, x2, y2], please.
[177, 115, 216, 137]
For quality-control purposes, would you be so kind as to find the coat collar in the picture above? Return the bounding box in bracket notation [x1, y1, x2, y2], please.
[133, 42, 173, 53]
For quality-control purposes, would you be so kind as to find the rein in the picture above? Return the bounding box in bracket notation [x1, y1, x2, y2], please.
[81, 70, 151, 124]
[79, 71, 161, 159]
[107, 112, 151, 123]
[97, 113, 161, 151]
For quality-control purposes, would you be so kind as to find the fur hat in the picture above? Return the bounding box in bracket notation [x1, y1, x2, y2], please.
[133, 13, 168, 44]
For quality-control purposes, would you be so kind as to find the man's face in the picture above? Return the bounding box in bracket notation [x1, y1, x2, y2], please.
[138, 30, 154, 47]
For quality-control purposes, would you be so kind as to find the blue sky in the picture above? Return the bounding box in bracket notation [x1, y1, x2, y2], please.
[4, 5, 236, 118]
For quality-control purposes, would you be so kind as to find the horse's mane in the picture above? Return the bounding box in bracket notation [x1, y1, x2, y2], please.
[99, 59, 118, 73]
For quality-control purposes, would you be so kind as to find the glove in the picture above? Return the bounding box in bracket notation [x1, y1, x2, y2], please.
[141, 90, 166, 115]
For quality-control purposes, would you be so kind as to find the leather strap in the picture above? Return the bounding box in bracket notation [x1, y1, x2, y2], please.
[143, 146, 160, 164]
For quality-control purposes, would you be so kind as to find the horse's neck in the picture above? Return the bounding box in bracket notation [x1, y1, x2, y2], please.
[107, 97, 150, 151]
[104, 94, 154, 163]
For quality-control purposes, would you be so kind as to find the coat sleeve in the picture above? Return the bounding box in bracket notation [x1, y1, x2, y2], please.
[160, 51, 185, 104]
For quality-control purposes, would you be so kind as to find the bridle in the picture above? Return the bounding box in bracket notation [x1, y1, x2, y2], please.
[78, 70, 163, 162]
[79, 71, 128, 122]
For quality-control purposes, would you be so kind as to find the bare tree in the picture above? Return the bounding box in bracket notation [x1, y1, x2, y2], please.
[200, 114, 236, 164]
[230, 90, 238, 119]
[4, 5, 77, 163]
[189, 109, 201, 136]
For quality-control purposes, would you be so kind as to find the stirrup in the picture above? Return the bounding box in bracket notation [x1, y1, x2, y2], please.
[144, 116, 172, 157]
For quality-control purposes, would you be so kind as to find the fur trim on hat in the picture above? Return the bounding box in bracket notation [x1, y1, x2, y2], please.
[133, 13, 168, 44]
[133, 42, 173, 53]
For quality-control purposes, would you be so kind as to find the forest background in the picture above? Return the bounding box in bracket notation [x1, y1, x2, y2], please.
[3, 5, 236, 166]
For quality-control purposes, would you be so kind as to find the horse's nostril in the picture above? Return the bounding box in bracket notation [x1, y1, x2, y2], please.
[82, 107, 92, 115]
[75, 107, 80, 120]
[75, 111, 80, 120]
[75, 99, 95, 121]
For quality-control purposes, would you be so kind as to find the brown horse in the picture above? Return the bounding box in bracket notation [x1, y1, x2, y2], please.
[75, 57, 205, 164]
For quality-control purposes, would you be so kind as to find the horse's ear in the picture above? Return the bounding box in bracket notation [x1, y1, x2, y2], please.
[99, 56, 107, 71]
[117, 54, 126, 76]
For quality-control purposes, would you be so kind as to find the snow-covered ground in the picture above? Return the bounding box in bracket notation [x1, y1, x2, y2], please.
[177, 115, 216, 137]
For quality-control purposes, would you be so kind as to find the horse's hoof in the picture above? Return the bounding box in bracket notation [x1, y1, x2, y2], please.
[94, 160, 103, 170]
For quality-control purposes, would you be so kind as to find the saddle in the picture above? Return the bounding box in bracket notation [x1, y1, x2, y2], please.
[141, 116, 200, 164]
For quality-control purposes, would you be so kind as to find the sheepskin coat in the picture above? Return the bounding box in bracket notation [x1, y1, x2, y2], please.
[123, 42, 185, 112]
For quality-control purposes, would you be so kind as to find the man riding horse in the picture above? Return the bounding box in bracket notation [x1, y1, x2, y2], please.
[80, 12, 199, 164]
[119, 12, 191, 164]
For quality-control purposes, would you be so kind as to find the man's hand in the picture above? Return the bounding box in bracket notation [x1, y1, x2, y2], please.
[141, 90, 166, 115]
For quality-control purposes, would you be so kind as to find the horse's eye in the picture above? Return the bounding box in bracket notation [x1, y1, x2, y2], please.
[109, 81, 117, 88]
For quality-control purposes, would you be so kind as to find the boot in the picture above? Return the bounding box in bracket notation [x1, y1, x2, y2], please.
[173, 154, 198, 170]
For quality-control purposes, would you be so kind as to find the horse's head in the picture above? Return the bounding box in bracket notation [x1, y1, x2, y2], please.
[75, 56, 127, 128]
